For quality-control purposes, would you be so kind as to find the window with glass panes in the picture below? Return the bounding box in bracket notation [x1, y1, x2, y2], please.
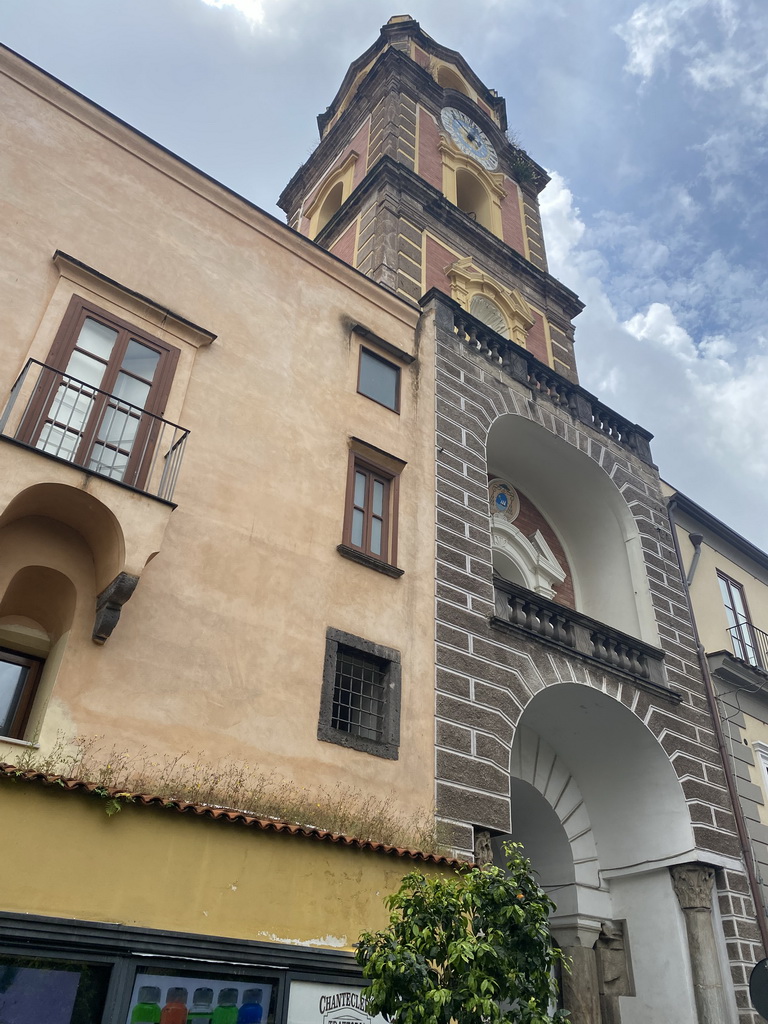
[18, 296, 178, 489]
[0, 647, 43, 739]
[718, 571, 760, 667]
[357, 347, 400, 411]
[346, 458, 392, 561]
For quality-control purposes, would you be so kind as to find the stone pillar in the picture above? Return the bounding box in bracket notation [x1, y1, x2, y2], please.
[560, 945, 601, 1024]
[671, 864, 731, 1024]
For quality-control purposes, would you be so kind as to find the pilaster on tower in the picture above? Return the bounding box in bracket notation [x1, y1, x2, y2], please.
[278, 16, 583, 382]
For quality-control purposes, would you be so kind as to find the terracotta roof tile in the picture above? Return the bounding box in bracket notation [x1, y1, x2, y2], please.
[0, 762, 466, 867]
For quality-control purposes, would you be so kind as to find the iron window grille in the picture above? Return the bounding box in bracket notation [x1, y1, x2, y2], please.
[318, 628, 401, 759]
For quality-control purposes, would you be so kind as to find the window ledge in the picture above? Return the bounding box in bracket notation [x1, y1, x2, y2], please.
[0, 735, 38, 749]
[337, 544, 404, 577]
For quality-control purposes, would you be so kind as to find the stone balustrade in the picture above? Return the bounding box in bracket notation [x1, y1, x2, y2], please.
[492, 578, 674, 696]
[444, 298, 654, 464]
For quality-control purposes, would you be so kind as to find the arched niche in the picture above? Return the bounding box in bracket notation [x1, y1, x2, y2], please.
[436, 65, 472, 97]
[0, 483, 125, 593]
[316, 180, 344, 234]
[487, 414, 657, 642]
[0, 565, 77, 742]
[470, 295, 509, 338]
[456, 168, 493, 231]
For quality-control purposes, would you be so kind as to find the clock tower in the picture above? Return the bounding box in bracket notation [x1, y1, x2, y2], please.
[279, 15, 583, 380]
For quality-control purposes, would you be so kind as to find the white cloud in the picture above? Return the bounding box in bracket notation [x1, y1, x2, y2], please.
[540, 169, 768, 546]
[199, 0, 265, 24]
[623, 302, 698, 360]
[615, 0, 705, 79]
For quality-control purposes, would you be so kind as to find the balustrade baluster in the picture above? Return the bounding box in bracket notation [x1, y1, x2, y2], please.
[616, 643, 631, 672]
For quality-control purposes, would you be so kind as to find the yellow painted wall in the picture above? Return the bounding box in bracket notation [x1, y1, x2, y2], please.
[0, 779, 449, 948]
[666, 490, 768, 658]
[0, 51, 437, 822]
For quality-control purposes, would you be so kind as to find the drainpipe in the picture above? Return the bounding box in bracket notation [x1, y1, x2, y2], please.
[687, 533, 704, 587]
[668, 500, 768, 956]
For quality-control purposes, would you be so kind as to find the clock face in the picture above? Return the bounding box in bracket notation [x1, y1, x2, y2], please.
[440, 107, 498, 171]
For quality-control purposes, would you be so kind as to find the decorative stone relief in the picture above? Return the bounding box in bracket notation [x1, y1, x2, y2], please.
[671, 863, 715, 910]
[491, 514, 566, 600]
[595, 920, 634, 1024]
[92, 572, 139, 645]
[473, 828, 494, 866]
[488, 477, 520, 522]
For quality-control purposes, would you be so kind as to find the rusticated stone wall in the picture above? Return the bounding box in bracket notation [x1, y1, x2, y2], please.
[425, 291, 762, 1021]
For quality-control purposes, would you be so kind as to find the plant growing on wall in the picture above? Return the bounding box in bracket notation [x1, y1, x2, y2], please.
[356, 842, 568, 1024]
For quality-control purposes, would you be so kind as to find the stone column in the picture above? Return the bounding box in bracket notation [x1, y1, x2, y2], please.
[671, 864, 731, 1024]
[560, 945, 601, 1024]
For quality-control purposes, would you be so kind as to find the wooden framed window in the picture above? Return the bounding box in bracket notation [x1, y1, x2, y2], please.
[717, 571, 760, 667]
[341, 447, 402, 572]
[357, 347, 400, 412]
[17, 295, 179, 490]
[0, 647, 44, 740]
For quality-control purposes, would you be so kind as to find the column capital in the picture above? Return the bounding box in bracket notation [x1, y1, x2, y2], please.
[671, 863, 716, 911]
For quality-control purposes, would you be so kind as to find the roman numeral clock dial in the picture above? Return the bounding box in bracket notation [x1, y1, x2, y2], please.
[440, 107, 499, 170]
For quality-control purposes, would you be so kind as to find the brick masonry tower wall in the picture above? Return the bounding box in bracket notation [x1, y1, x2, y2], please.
[425, 293, 762, 1019]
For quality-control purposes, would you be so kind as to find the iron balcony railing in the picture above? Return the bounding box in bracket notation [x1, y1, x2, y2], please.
[0, 359, 189, 502]
[492, 577, 671, 693]
[728, 623, 768, 672]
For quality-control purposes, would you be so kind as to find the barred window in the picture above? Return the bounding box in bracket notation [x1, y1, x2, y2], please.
[319, 628, 401, 759]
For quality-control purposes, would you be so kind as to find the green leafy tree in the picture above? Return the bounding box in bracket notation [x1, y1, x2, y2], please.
[356, 842, 568, 1024]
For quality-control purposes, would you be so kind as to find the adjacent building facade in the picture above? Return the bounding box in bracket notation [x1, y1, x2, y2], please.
[667, 486, 768, 936]
[0, 15, 764, 1024]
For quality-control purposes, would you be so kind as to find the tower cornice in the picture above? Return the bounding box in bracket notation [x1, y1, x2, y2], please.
[279, 46, 545, 219]
[315, 155, 583, 322]
[317, 17, 507, 138]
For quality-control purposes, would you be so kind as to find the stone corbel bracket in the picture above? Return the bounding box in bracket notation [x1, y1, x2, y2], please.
[92, 572, 140, 644]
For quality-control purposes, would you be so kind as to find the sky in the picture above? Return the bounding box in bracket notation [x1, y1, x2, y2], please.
[1, 0, 767, 548]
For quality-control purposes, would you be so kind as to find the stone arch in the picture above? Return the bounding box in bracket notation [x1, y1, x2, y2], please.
[495, 684, 699, 1019]
[456, 168, 493, 231]
[305, 151, 359, 238]
[316, 180, 344, 234]
[436, 64, 472, 97]
[491, 513, 566, 600]
[447, 259, 535, 347]
[485, 412, 658, 642]
[470, 294, 509, 337]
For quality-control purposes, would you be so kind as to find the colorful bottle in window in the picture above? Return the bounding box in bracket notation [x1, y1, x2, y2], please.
[160, 987, 189, 1024]
[188, 988, 215, 1022]
[237, 989, 263, 1023]
[131, 986, 162, 1023]
[212, 989, 239, 1024]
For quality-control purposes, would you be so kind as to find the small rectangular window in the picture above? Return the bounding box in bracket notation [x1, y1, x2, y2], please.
[0, 647, 44, 739]
[319, 628, 401, 759]
[341, 448, 401, 570]
[357, 347, 400, 412]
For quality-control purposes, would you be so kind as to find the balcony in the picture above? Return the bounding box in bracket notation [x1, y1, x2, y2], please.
[491, 577, 676, 699]
[727, 622, 768, 672]
[0, 359, 188, 502]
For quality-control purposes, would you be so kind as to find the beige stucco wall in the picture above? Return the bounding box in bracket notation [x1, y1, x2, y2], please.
[0, 779, 448, 946]
[0, 50, 436, 822]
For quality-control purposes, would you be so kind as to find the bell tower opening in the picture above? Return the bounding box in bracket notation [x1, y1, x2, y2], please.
[455, 169, 492, 231]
